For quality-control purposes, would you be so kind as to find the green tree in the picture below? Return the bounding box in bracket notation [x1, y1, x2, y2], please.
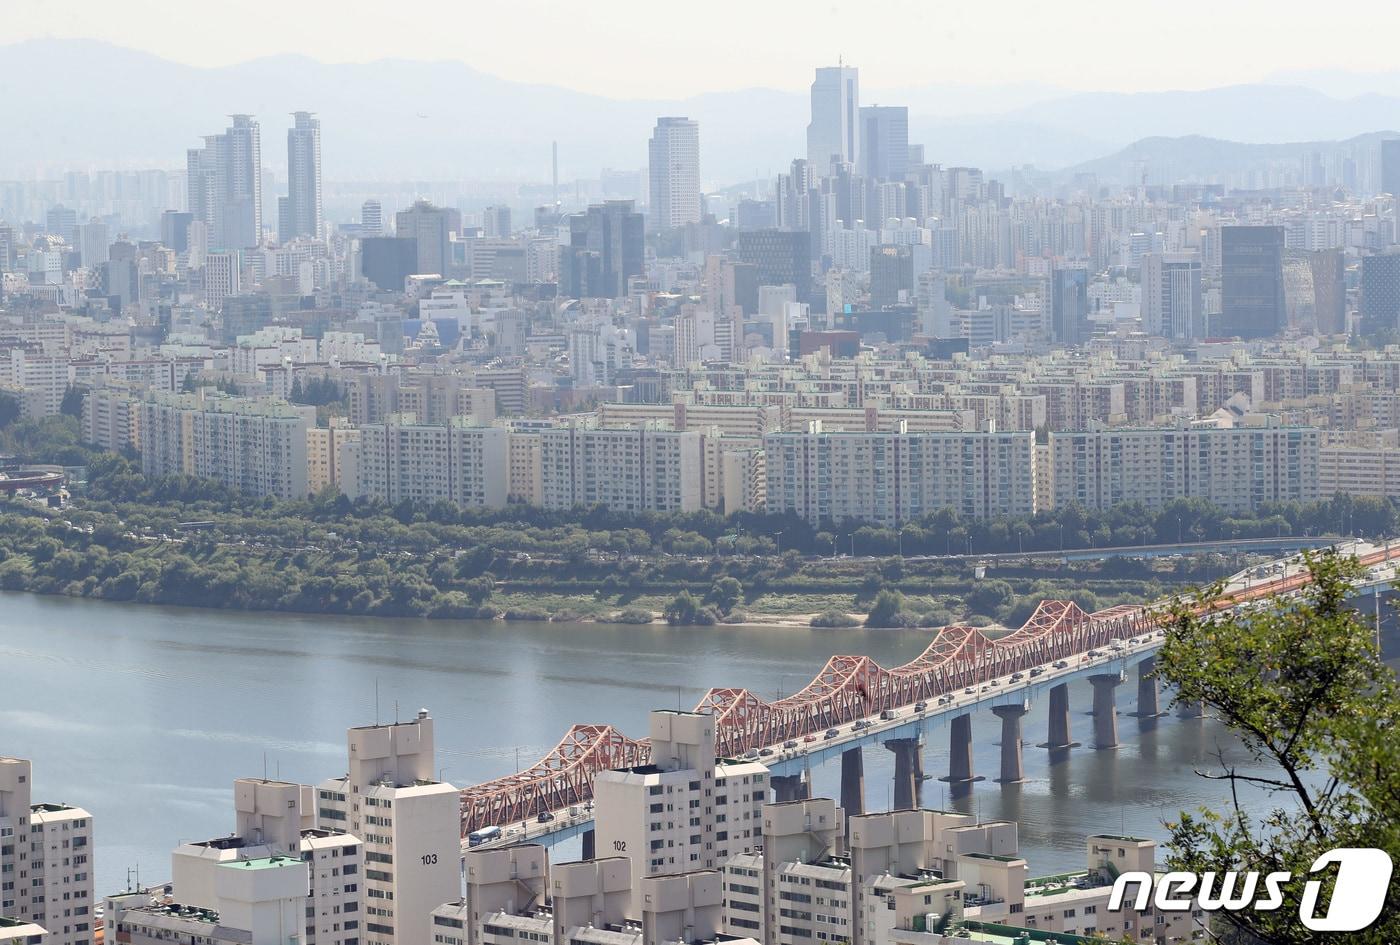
[865, 588, 907, 628]
[664, 590, 714, 626]
[707, 576, 743, 615]
[1156, 550, 1400, 944]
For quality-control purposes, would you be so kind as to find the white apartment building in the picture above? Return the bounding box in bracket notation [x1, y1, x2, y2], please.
[108, 855, 308, 945]
[435, 847, 760, 945]
[171, 778, 363, 945]
[232, 327, 319, 379]
[763, 428, 1036, 525]
[0, 918, 46, 945]
[81, 387, 141, 454]
[539, 428, 702, 513]
[315, 711, 459, 945]
[138, 390, 314, 499]
[594, 711, 767, 914]
[723, 800, 1198, 945]
[0, 758, 93, 945]
[1050, 421, 1319, 512]
[346, 418, 507, 508]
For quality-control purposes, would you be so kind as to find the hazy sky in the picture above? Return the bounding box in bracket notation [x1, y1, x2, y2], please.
[8, 0, 1400, 99]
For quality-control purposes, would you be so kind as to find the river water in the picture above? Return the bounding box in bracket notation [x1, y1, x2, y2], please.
[0, 591, 1297, 897]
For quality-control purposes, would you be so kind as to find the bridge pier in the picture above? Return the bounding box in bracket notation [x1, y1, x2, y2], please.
[1133, 657, 1162, 718]
[1089, 673, 1121, 749]
[884, 737, 923, 810]
[939, 714, 982, 797]
[582, 828, 595, 860]
[1177, 699, 1205, 719]
[1038, 683, 1079, 752]
[772, 773, 808, 802]
[991, 703, 1028, 783]
[840, 747, 865, 817]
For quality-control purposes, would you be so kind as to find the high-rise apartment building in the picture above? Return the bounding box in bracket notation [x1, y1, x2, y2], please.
[1050, 422, 1319, 513]
[188, 115, 263, 250]
[283, 112, 323, 242]
[858, 106, 909, 183]
[807, 66, 859, 175]
[647, 117, 702, 231]
[593, 711, 768, 912]
[1140, 252, 1202, 341]
[169, 778, 362, 945]
[316, 711, 459, 945]
[1220, 225, 1286, 339]
[764, 429, 1036, 525]
[345, 418, 509, 508]
[1050, 266, 1090, 345]
[538, 427, 703, 513]
[0, 758, 94, 945]
[138, 390, 313, 499]
[394, 200, 459, 278]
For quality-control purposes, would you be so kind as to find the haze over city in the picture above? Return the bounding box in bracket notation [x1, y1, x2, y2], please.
[0, 5, 1397, 945]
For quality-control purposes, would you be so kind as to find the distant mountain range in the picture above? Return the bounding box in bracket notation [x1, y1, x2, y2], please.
[4, 39, 1400, 186]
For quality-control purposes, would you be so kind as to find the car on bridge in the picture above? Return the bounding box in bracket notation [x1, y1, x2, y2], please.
[824, 728, 840, 739]
[914, 701, 928, 711]
[784, 740, 798, 748]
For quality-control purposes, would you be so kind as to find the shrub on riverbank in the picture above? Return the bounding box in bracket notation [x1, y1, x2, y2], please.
[811, 609, 861, 628]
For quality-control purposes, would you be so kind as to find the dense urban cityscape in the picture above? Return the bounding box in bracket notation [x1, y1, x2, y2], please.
[2, 9, 1399, 945]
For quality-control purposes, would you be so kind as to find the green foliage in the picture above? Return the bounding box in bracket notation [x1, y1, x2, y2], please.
[707, 576, 743, 615]
[865, 588, 909, 628]
[810, 609, 861, 628]
[613, 607, 655, 624]
[1157, 551, 1400, 943]
[60, 385, 87, 418]
[663, 590, 715, 626]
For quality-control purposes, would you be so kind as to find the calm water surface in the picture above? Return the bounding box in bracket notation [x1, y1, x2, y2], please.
[0, 591, 1292, 896]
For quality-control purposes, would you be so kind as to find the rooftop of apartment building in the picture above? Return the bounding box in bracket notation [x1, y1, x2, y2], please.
[220, 855, 300, 872]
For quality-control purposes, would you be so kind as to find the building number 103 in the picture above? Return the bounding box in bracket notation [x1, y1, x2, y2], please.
[421, 853, 439, 865]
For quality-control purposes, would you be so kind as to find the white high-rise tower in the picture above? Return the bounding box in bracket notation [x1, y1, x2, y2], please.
[806, 65, 859, 176]
[648, 116, 701, 230]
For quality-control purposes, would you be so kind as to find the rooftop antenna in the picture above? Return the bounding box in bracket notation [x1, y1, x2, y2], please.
[375, 678, 380, 726]
[552, 142, 559, 210]
[263, 752, 267, 782]
[395, 700, 399, 724]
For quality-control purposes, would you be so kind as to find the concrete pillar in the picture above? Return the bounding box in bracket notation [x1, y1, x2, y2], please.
[1039, 683, 1077, 751]
[1134, 657, 1161, 718]
[840, 747, 865, 817]
[947, 713, 975, 786]
[1089, 673, 1121, 749]
[582, 828, 595, 860]
[991, 703, 1028, 783]
[772, 774, 805, 802]
[1177, 699, 1205, 719]
[884, 738, 922, 810]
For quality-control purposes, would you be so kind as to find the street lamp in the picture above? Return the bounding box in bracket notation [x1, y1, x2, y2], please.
[775, 530, 783, 556]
